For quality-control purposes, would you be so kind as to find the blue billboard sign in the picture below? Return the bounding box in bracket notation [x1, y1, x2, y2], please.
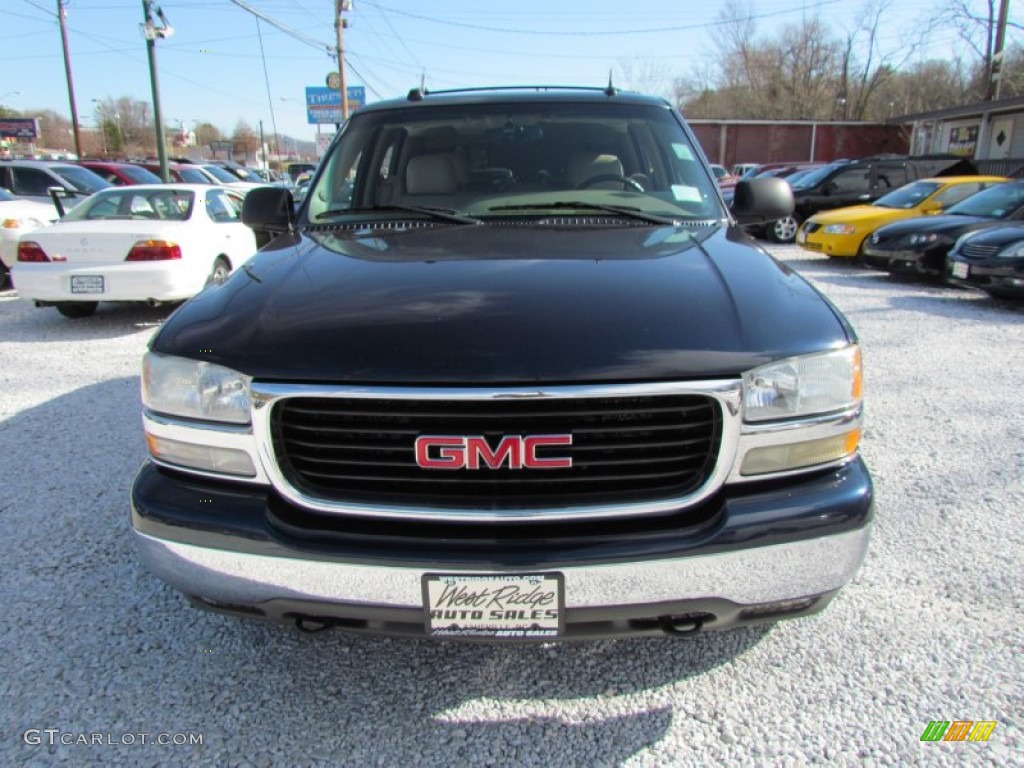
[305, 86, 366, 124]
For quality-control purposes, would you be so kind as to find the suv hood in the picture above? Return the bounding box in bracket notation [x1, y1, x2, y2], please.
[153, 224, 852, 383]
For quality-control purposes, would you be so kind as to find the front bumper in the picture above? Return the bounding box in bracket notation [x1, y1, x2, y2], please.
[947, 255, 1024, 296]
[861, 246, 944, 275]
[797, 230, 861, 257]
[131, 457, 874, 639]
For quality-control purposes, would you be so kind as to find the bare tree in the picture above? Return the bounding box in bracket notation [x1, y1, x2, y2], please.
[231, 120, 259, 157]
[93, 96, 155, 154]
[940, 0, 1023, 98]
[616, 58, 674, 98]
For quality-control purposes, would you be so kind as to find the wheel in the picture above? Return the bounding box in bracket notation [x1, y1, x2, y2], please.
[768, 213, 802, 243]
[56, 302, 98, 318]
[206, 256, 231, 287]
[855, 238, 870, 268]
[576, 174, 645, 192]
[0, 261, 10, 290]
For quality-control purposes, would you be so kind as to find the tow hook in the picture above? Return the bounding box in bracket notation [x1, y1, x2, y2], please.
[658, 613, 713, 636]
[295, 617, 338, 634]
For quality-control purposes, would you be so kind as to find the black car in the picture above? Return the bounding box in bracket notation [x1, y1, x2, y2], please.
[130, 86, 872, 641]
[862, 181, 1024, 276]
[755, 155, 978, 243]
[947, 223, 1024, 298]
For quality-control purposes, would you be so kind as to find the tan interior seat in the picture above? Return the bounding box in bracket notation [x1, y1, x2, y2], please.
[405, 154, 458, 195]
[567, 153, 624, 189]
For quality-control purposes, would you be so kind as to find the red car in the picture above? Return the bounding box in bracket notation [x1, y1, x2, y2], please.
[76, 161, 162, 186]
[134, 162, 216, 185]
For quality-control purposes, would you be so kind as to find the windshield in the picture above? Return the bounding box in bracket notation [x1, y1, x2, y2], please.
[946, 181, 1024, 218]
[790, 164, 842, 190]
[305, 101, 722, 223]
[52, 165, 112, 194]
[118, 165, 162, 184]
[873, 181, 941, 209]
[229, 166, 261, 182]
[201, 165, 240, 184]
[177, 167, 212, 184]
[62, 188, 194, 221]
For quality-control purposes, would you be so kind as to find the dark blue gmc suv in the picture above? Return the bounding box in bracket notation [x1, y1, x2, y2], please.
[131, 86, 872, 640]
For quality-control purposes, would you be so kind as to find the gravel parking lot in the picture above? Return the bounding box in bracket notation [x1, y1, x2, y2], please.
[1, 243, 1021, 766]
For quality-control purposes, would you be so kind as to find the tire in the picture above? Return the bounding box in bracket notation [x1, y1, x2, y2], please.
[768, 213, 802, 243]
[56, 302, 98, 319]
[206, 256, 231, 287]
[0, 261, 10, 290]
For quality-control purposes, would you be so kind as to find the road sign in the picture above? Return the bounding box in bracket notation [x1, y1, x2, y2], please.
[316, 132, 336, 158]
[0, 118, 40, 139]
[305, 86, 366, 124]
[326, 72, 341, 90]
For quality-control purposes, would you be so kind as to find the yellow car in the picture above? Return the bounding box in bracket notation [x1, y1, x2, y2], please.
[796, 175, 1007, 258]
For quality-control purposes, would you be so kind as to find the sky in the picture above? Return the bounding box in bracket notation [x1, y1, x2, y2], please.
[1, 0, 1016, 145]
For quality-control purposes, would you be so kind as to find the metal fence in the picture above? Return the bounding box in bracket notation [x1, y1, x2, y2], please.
[974, 158, 1024, 177]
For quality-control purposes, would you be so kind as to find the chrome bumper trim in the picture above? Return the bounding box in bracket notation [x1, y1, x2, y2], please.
[134, 525, 871, 610]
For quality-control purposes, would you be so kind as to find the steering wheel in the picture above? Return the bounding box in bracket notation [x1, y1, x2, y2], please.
[576, 174, 645, 192]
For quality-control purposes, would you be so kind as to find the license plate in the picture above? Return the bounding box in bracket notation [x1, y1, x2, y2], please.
[796, 229, 806, 244]
[952, 261, 969, 279]
[422, 573, 564, 639]
[71, 275, 104, 294]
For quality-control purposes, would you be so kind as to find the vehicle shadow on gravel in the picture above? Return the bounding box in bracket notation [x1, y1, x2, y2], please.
[3, 376, 773, 765]
[0, 291, 177, 340]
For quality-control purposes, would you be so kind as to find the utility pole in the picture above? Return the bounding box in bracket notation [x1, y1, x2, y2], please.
[335, 0, 351, 124]
[142, 1, 174, 181]
[990, 0, 1010, 100]
[57, 0, 83, 158]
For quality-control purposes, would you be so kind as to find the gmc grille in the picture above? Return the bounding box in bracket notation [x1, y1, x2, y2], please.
[271, 394, 722, 510]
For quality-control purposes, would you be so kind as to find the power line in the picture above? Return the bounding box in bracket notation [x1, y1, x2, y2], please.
[227, 0, 334, 56]
[255, 18, 282, 161]
[359, 0, 848, 36]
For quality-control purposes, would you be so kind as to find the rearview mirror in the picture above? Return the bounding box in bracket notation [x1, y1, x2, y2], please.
[730, 177, 794, 225]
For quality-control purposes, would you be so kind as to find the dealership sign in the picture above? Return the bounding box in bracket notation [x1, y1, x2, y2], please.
[0, 118, 40, 139]
[305, 86, 366, 124]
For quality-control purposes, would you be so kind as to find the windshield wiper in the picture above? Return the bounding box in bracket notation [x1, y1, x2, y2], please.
[488, 201, 681, 226]
[315, 204, 480, 225]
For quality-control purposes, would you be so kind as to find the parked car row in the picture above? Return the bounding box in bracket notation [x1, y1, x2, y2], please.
[795, 176, 1024, 299]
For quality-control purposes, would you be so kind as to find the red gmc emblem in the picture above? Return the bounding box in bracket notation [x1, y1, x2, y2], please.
[414, 435, 573, 470]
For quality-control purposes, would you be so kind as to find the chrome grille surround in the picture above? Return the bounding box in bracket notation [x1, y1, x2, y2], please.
[250, 381, 743, 523]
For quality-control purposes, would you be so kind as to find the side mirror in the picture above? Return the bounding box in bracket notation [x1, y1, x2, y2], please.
[241, 186, 295, 233]
[730, 177, 794, 225]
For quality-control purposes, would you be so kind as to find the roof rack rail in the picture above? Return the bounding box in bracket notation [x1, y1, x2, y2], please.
[406, 85, 623, 102]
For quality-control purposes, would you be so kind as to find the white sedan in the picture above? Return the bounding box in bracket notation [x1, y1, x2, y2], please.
[0, 188, 60, 288]
[12, 184, 257, 318]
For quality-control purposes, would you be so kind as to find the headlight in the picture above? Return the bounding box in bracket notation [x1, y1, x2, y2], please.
[743, 346, 862, 423]
[997, 242, 1024, 259]
[142, 352, 251, 424]
[823, 224, 856, 235]
[908, 232, 942, 246]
